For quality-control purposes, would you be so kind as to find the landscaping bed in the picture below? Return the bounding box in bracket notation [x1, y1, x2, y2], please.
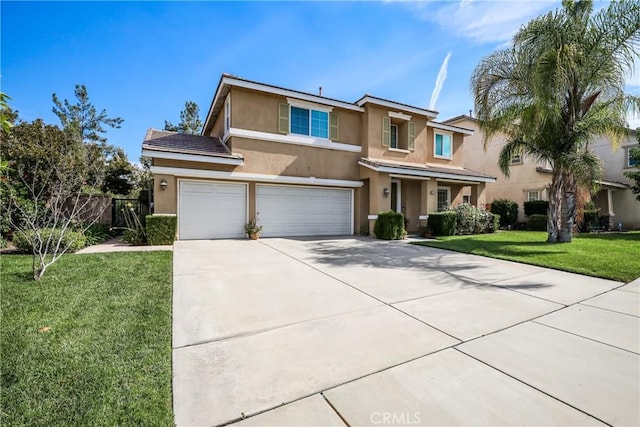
[0, 252, 173, 425]
[413, 231, 640, 283]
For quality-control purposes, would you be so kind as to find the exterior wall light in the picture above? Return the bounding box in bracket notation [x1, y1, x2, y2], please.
[383, 187, 390, 198]
[160, 179, 168, 191]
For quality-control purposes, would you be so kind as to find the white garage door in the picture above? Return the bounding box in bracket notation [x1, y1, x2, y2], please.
[178, 181, 247, 240]
[256, 185, 352, 237]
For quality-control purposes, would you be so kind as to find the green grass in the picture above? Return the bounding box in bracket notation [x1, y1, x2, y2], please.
[1, 252, 174, 426]
[413, 231, 640, 283]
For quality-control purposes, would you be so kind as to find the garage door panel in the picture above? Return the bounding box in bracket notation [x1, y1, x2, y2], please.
[257, 185, 352, 237]
[179, 181, 246, 240]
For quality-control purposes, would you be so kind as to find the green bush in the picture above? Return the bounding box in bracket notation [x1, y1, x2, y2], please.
[579, 209, 600, 232]
[489, 214, 500, 233]
[373, 211, 405, 240]
[82, 223, 113, 246]
[427, 211, 457, 236]
[13, 228, 87, 253]
[524, 200, 549, 216]
[490, 198, 518, 228]
[145, 215, 177, 245]
[528, 214, 548, 231]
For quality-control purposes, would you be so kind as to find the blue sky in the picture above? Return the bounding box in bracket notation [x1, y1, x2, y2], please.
[2, 1, 638, 161]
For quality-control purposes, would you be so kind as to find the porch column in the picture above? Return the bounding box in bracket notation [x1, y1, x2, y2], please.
[470, 182, 486, 208]
[606, 188, 616, 230]
[368, 173, 391, 235]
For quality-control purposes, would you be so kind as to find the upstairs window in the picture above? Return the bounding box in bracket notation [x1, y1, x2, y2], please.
[434, 132, 452, 158]
[390, 124, 398, 149]
[278, 102, 337, 140]
[290, 106, 328, 138]
[511, 154, 522, 164]
[627, 147, 640, 168]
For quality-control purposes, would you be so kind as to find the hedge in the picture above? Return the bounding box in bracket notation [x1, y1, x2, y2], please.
[13, 228, 87, 253]
[490, 198, 518, 228]
[427, 212, 456, 236]
[373, 211, 405, 240]
[579, 209, 600, 232]
[524, 200, 549, 216]
[146, 215, 177, 245]
[528, 214, 548, 231]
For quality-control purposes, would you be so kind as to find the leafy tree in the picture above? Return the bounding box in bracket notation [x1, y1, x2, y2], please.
[164, 101, 203, 134]
[472, 0, 640, 243]
[624, 130, 640, 201]
[102, 147, 135, 196]
[0, 92, 17, 134]
[1, 120, 107, 280]
[52, 84, 123, 145]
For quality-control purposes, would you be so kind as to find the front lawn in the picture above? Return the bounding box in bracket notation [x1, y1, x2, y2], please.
[1, 252, 173, 426]
[413, 231, 640, 283]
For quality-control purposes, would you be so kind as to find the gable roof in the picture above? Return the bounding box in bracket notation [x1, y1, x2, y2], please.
[203, 73, 441, 134]
[142, 129, 239, 159]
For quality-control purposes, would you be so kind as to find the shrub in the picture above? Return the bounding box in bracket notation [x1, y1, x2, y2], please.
[82, 223, 113, 246]
[489, 214, 500, 233]
[453, 203, 495, 235]
[579, 209, 600, 232]
[146, 215, 177, 245]
[13, 228, 87, 253]
[427, 211, 456, 236]
[373, 211, 405, 240]
[524, 200, 549, 216]
[490, 198, 518, 228]
[528, 214, 548, 231]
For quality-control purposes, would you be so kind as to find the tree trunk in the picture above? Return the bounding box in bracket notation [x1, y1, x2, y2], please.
[547, 169, 563, 243]
[559, 171, 576, 243]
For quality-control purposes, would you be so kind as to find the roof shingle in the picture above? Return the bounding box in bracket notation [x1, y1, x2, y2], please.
[142, 129, 241, 159]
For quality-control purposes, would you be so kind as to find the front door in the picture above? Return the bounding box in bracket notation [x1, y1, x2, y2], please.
[437, 187, 450, 211]
[390, 180, 401, 212]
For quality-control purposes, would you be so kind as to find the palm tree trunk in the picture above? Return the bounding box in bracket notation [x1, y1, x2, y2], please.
[559, 171, 576, 243]
[547, 169, 563, 243]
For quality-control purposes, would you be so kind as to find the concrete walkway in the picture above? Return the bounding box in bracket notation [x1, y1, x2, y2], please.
[172, 237, 639, 426]
[75, 237, 172, 254]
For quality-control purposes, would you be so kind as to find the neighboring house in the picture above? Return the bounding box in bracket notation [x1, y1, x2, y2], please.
[447, 114, 640, 229]
[142, 74, 495, 240]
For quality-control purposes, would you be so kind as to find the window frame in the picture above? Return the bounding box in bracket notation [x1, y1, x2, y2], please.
[287, 99, 332, 140]
[510, 154, 522, 164]
[527, 191, 540, 202]
[437, 186, 451, 211]
[434, 131, 453, 159]
[626, 146, 640, 168]
[390, 124, 399, 149]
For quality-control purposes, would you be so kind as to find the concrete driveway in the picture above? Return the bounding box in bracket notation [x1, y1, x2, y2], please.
[172, 237, 639, 427]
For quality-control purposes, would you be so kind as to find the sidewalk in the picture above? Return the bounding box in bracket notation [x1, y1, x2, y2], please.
[75, 237, 173, 254]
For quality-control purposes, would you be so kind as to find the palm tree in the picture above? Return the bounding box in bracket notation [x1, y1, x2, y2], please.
[472, 0, 640, 243]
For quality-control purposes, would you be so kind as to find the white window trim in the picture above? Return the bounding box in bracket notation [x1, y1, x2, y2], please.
[288, 103, 331, 140]
[437, 186, 451, 211]
[223, 93, 231, 139]
[388, 147, 411, 154]
[526, 190, 541, 202]
[388, 111, 412, 121]
[434, 131, 453, 160]
[228, 127, 361, 153]
[287, 98, 333, 113]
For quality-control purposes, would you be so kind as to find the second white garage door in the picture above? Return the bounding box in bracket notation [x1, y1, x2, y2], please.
[256, 185, 352, 237]
[178, 181, 247, 240]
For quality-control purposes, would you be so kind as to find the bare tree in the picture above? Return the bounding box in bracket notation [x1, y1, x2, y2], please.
[2, 120, 107, 280]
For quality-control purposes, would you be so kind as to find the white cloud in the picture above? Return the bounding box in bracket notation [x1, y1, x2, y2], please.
[392, 0, 559, 45]
[429, 52, 451, 110]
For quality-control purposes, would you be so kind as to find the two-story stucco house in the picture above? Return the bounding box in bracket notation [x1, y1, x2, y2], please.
[448, 114, 640, 229]
[142, 74, 495, 240]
